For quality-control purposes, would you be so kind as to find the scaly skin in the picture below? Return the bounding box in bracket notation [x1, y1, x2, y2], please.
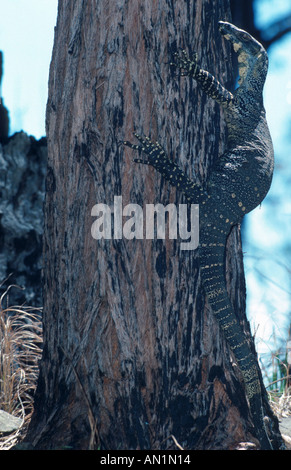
[123, 22, 274, 450]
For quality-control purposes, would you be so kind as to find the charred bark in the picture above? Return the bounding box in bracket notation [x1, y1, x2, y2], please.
[25, 0, 280, 450]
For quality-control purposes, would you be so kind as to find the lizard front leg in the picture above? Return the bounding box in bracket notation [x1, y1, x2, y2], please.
[172, 50, 233, 106]
[123, 133, 207, 204]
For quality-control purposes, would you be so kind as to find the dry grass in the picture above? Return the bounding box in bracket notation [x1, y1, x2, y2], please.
[261, 342, 291, 418]
[0, 284, 42, 450]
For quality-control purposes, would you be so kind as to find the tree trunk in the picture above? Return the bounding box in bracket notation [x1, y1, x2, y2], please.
[25, 0, 280, 450]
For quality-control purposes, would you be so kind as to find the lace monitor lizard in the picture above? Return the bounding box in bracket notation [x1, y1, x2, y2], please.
[123, 21, 274, 450]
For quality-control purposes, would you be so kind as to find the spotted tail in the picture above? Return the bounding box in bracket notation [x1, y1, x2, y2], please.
[199, 241, 272, 450]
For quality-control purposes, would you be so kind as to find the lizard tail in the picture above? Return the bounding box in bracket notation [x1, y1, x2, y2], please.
[199, 240, 273, 450]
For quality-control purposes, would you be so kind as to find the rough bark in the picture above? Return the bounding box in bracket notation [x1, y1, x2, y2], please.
[25, 0, 276, 450]
[0, 132, 46, 306]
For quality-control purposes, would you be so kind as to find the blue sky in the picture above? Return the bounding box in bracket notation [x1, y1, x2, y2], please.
[0, 0, 290, 367]
[0, 0, 58, 138]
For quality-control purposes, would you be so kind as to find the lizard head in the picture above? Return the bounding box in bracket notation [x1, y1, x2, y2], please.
[218, 21, 265, 56]
[218, 21, 268, 90]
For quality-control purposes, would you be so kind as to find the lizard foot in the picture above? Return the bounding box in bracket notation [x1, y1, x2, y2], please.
[170, 50, 199, 77]
[123, 132, 166, 166]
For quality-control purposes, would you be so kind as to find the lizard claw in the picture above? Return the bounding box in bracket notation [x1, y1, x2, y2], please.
[133, 158, 151, 165]
[123, 140, 141, 151]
